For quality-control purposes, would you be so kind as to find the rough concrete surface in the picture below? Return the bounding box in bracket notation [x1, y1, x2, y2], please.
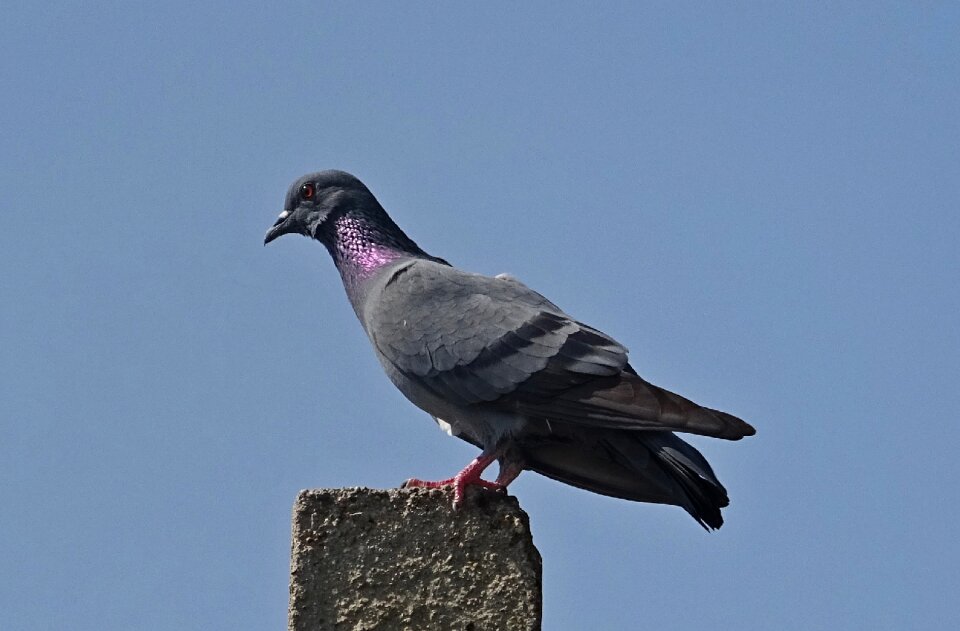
[288, 487, 542, 631]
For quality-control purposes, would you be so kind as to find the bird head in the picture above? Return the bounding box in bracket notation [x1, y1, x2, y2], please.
[264, 170, 372, 245]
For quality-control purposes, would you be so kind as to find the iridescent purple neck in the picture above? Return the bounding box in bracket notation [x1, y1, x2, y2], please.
[332, 216, 408, 276]
[318, 211, 426, 287]
[315, 204, 448, 317]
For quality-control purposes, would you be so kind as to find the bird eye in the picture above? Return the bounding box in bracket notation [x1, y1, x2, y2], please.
[300, 183, 315, 200]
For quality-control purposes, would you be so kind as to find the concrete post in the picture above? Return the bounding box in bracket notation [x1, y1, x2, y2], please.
[288, 487, 542, 631]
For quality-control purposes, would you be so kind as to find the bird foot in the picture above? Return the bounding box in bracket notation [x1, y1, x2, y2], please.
[402, 475, 505, 508]
[402, 451, 506, 508]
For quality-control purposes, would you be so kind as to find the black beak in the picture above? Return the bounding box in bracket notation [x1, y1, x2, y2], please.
[264, 210, 293, 245]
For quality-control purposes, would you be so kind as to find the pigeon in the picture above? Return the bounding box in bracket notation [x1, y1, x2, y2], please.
[265, 170, 755, 529]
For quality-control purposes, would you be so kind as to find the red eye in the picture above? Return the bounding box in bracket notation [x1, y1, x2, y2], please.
[300, 183, 315, 200]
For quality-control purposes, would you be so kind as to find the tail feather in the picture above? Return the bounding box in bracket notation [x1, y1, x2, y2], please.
[518, 429, 731, 530]
[644, 434, 728, 529]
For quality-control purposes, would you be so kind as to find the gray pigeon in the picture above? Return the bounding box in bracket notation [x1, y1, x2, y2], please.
[265, 170, 755, 529]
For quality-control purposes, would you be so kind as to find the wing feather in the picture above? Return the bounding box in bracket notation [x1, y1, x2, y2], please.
[369, 260, 754, 440]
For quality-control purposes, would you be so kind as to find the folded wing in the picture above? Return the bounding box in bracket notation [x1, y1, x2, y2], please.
[369, 260, 754, 440]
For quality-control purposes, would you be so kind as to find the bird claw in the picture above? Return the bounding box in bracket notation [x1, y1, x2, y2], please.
[401, 475, 506, 509]
[401, 476, 455, 490]
[402, 450, 507, 508]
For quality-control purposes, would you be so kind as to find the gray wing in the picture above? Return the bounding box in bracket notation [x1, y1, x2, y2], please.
[369, 260, 754, 440]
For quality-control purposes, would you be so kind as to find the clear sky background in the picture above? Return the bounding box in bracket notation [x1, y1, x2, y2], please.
[2, 3, 958, 630]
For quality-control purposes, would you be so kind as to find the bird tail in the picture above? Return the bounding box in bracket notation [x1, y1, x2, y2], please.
[520, 429, 730, 530]
[643, 433, 728, 529]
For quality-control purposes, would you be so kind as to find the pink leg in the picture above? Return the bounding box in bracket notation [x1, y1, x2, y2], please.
[403, 450, 506, 508]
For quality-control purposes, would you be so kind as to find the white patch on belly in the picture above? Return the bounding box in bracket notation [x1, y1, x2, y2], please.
[434, 416, 458, 437]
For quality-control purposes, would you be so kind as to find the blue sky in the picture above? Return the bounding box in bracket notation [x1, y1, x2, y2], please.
[2, 3, 958, 629]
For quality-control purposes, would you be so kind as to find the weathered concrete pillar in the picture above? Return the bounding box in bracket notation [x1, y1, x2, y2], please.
[288, 487, 542, 631]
